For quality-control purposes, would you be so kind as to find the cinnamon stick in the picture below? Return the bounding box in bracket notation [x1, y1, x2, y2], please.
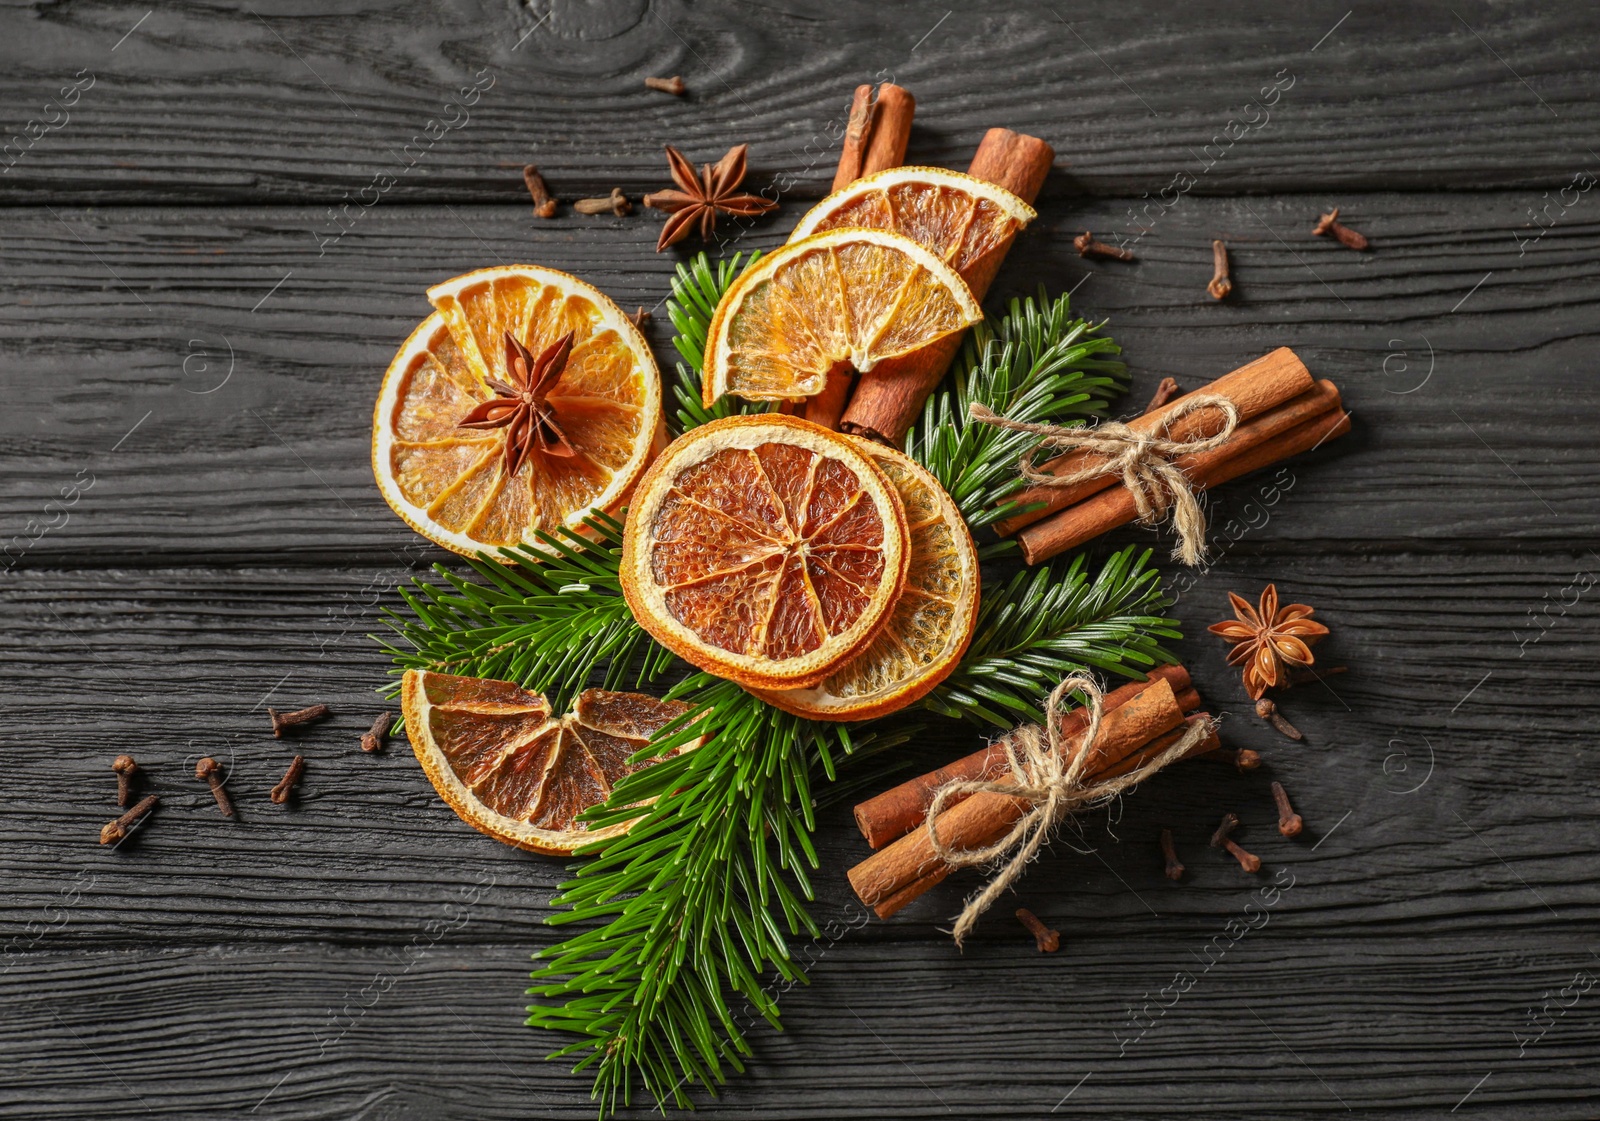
[838, 128, 1055, 444]
[860, 84, 915, 178]
[831, 85, 876, 190]
[853, 664, 1191, 849]
[1018, 397, 1351, 565]
[997, 347, 1315, 536]
[847, 678, 1185, 911]
[870, 712, 1219, 920]
[808, 83, 919, 429]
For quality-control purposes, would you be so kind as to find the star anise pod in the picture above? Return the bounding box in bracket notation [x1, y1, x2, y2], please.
[456, 330, 577, 477]
[1207, 584, 1329, 700]
[642, 143, 779, 252]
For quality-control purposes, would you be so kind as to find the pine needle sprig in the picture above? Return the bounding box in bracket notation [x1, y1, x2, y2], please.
[906, 288, 1128, 544]
[376, 514, 671, 713]
[923, 546, 1179, 728]
[666, 251, 772, 434]
[527, 676, 912, 1113]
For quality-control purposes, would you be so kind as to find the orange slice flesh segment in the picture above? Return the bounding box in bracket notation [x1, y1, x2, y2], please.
[373, 265, 662, 559]
[621, 414, 910, 690]
[402, 670, 697, 855]
[786, 166, 1036, 291]
[701, 228, 982, 406]
[756, 440, 979, 721]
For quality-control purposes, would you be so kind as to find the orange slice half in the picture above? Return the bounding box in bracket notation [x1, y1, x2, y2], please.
[373, 265, 662, 558]
[787, 166, 1036, 292]
[620, 414, 910, 689]
[700, 228, 982, 405]
[402, 670, 696, 855]
[756, 440, 979, 721]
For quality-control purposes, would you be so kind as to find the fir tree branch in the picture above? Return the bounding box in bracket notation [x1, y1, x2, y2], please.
[666, 251, 773, 434]
[527, 677, 912, 1113]
[375, 514, 671, 714]
[923, 546, 1180, 728]
[905, 288, 1128, 548]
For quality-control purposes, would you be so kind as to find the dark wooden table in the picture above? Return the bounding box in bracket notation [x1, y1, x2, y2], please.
[5, 3, 1597, 1117]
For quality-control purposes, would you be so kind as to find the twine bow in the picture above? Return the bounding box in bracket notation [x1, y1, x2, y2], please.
[969, 395, 1240, 565]
[925, 673, 1216, 948]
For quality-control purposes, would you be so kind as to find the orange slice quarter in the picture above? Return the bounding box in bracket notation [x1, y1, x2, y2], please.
[756, 440, 979, 721]
[786, 166, 1036, 293]
[700, 228, 982, 406]
[620, 414, 910, 689]
[402, 670, 696, 855]
[373, 265, 662, 558]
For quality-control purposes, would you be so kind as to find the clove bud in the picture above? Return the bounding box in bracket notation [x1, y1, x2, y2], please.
[1208, 239, 1232, 300]
[522, 165, 557, 219]
[1015, 907, 1060, 952]
[644, 75, 686, 96]
[573, 188, 632, 216]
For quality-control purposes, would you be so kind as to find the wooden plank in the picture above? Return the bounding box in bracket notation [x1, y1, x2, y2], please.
[2, 191, 1597, 567]
[4, 934, 1599, 1117]
[3, 550, 1594, 946]
[0, 3, 1596, 203]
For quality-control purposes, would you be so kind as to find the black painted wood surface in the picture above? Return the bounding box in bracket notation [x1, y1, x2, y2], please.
[4, 2, 1598, 1118]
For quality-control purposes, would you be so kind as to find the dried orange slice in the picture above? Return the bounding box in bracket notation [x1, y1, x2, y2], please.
[402, 670, 696, 855]
[700, 228, 982, 406]
[756, 440, 978, 721]
[620, 414, 910, 689]
[787, 166, 1036, 292]
[373, 265, 662, 558]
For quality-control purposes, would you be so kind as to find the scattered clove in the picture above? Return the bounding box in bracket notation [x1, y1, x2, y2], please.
[195, 757, 234, 818]
[1073, 230, 1134, 261]
[1270, 780, 1303, 837]
[1255, 698, 1303, 742]
[112, 754, 139, 807]
[100, 793, 158, 845]
[522, 165, 557, 219]
[1015, 907, 1060, 952]
[1145, 377, 1181, 413]
[1312, 207, 1369, 251]
[360, 711, 394, 754]
[270, 703, 330, 738]
[629, 306, 652, 328]
[1207, 239, 1232, 300]
[270, 755, 306, 805]
[644, 75, 686, 96]
[573, 188, 632, 217]
[1210, 813, 1260, 873]
[1160, 828, 1184, 881]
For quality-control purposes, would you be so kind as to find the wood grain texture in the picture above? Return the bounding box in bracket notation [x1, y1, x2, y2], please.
[5, 2, 1600, 1116]
[2, 191, 1598, 567]
[0, 2, 1595, 202]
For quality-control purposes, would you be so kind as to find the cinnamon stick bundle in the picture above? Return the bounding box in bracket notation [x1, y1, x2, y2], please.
[860, 710, 1220, 919]
[837, 128, 1055, 443]
[853, 664, 1192, 849]
[1017, 391, 1351, 565]
[997, 347, 1316, 535]
[847, 677, 1185, 913]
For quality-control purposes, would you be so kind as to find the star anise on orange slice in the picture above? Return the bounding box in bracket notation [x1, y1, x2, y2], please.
[456, 329, 577, 475]
[642, 143, 778, 252]
[1207, 584, 1329, 699]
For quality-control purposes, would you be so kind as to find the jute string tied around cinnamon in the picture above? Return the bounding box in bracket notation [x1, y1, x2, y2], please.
[969, 395, 1240, 565]
[925, 673, 1216, 948]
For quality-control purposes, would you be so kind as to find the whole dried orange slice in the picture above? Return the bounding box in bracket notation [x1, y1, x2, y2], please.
[401, 670, 696, 854]
[756, 440, 978, 721]
[620, 414, 910, 689]
[373, 265, 662, 558]
[700, 228, 982, 405]
[787, 166, 1036, 292]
